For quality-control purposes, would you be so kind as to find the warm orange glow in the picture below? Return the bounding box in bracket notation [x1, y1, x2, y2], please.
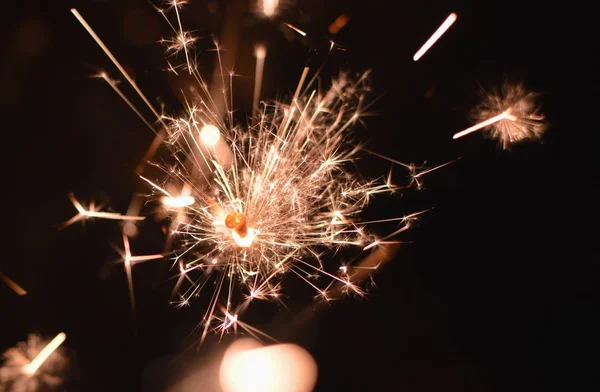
[0, 272, 27, 296]
[328, 14, 349, 34]
[225, 212, 248, 237]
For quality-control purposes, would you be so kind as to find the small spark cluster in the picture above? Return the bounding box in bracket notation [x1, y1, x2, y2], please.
[0, 333, 67, 392]
[453, 83, 547, 149]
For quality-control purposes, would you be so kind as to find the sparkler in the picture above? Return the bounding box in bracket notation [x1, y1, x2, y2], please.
[0, 333, 68, 392]
[68, 1, 452, 343]
[453, 82, 547, 149]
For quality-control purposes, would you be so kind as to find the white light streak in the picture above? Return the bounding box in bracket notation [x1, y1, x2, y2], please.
[22, 333, 66, 376]
[413, 12, 457, 61]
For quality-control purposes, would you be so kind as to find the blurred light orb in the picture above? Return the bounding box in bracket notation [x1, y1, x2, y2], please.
[255, 44, 267, 59]
[220, 338, 317, 392]
[261, 0, 279, 17]
[199, 124, 221, 147]
[161, 195, 195, 208]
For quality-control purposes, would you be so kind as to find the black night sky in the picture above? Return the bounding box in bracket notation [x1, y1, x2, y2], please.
[1, 1, 598, 391]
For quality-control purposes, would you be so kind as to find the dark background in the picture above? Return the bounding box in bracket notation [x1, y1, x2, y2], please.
[1, 0, 598, 391]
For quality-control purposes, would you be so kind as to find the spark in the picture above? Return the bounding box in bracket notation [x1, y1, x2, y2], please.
[71, 7, 169, 241]
[454, 82, 547, 149]
[0, 334, 68, 391]
[0, 271, 27, 296]
[95, 72, 157, 135]
[59, 193, 145, 229]
[114, 232, 164, 317]
[22, 334, 66, 376]
[453, 110, 514, 139]
[413, 12, 457, 61]
[362, 148, 460, 190]
[284, 23, 307, 37]
[155, 0, 196, 72]
[253, 44, 267, 118]
[70, 9, 167, 128]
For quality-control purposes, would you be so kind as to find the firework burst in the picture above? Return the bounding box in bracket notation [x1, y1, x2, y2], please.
[67, 1, 447, 342]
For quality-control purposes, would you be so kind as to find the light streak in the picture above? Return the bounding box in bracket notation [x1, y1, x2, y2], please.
[22, 333, 66, 376]
[284, 23, 307, 37]
[70, 9, 167, 128]
[453, 110, 514, 139]
[413, 12, 457, 61]
[116, 232, 164, 317]
[253, 45, 267, 118]
[0, 271, 27, 296]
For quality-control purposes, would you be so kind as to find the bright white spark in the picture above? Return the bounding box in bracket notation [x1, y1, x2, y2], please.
[22, 333, 66, 376]
[284, 23, 307, 36]
[413, 12, 457, 61]
[200, 124, 222, 147]
[162, 195, 196, 207]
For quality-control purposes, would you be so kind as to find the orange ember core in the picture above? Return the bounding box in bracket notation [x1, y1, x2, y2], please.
[225, 212, 248, 237]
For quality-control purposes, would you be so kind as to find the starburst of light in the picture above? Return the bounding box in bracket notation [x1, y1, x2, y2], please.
[68, 1, 454, 343]
[453, 82, 547, 149]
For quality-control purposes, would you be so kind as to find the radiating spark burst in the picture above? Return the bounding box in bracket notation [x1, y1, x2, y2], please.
[0, 334, 68, 392]
[70, 1, 452, 342]
[453, 82, 547, 149]
[152, 67, 433, 342]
